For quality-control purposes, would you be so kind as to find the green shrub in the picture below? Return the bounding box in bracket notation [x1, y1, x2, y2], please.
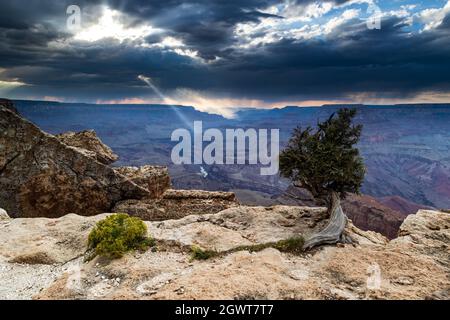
[88, 213, 154, 259]
[189, 236, 305, 261]
[272, 237, 304, 254]
[190, 245, 219, 261]
[235, 237, 305, 254]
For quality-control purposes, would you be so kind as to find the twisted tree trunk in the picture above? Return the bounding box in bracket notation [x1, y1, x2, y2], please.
[303, 191, 347, 250]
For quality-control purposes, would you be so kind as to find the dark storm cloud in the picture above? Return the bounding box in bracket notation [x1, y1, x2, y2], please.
[104, 0, 355, 60]
[214, 15, 450, 100]
[0, 0, 449, 103]
[439, 12, 450, 30]
[105, 0, 281, 60]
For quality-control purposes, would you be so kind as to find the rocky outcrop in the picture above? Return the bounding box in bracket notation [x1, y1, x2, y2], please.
[393, 210, 450, 267]
[146, 205, 328, 252]
[113, 189, 238, 221]
[55, 130, 118, 165]
[0, 105, 150, 218]
[0, 207, 446, 300]
[0, 98, 18, 114]
[0, 101, 233, 220]
[114, 166, 171, 198]
[0, 208, 9, 220]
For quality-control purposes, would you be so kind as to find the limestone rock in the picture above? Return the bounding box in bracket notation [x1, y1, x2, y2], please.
[0, 213, 108, 264]
[33, 208, 449, 300]
[114, 166, 171, 198]
[0, 208, 9, 220]
[0, 206, 447, 300]
[397, 209, 450, 238]
[113, 189, 238, 221]
[0, 105, 149, 218]
[55, 130, 118, 165]
[390, 209, 450, 267]
[345, 220, 389, 246]
[147, 205, 328, 251]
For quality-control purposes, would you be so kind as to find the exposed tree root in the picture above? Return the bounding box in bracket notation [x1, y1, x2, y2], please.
[303, 192, 348, 250]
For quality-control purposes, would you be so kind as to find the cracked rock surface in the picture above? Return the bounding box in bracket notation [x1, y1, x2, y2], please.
[55, 130, 119, 165]
[0, 207, 447, 300]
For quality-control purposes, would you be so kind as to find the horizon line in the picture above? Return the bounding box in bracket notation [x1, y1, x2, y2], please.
[6, 98, 450, 110]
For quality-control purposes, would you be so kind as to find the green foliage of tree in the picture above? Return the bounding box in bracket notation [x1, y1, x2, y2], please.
[88, 213, 154, 259]
[279, 108, 365, 205]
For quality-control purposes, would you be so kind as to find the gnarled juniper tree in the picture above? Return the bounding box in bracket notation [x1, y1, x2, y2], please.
[279, 108, 365, 249]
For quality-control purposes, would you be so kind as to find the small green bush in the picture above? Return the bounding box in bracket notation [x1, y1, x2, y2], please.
[88, 213, 154, 259]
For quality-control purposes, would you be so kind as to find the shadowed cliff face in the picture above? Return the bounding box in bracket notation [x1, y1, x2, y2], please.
[341, 194, 408, 239]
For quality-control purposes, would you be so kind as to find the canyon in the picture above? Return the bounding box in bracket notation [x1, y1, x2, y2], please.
[0, 100, 449, 300]
[13, 100, 449, 210]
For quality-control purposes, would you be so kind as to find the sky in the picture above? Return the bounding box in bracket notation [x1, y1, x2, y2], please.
[0, 0, 450, 116]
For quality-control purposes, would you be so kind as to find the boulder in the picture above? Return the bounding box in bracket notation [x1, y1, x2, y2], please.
[113, 189, 238, 221]
[114, 166, 171, 198]
[55, 130, 118, 165]
[0, 105, 149, 218]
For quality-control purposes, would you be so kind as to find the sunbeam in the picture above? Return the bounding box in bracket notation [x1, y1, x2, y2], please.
[138, 75, 193, 129]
